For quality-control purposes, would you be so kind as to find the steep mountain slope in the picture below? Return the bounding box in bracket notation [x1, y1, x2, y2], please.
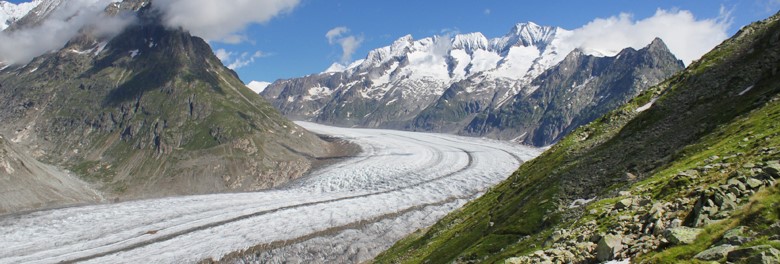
[0, 1, 334, 204]
[375, 11, 780, 264]
[262, 23, 683, 146]
[413, 38, 683, 146]
[0, 0, 40, 30]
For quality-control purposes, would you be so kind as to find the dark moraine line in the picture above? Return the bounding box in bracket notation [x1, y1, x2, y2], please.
[208, 195, 472, 264]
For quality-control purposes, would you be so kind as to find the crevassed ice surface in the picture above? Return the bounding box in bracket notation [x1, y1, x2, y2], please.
[0, 122, 542, 264]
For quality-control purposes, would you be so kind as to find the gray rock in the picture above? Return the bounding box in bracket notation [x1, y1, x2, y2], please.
[653, 219, 666, 235]
[727, 245, 780, 263]
[663, 227, 702, 245]
[694, 244, 737, 261]
[765, 162, 780, 178]
[670, 219, 683, 228]
[649, 203, 665, 220]
[746, 177, 764, 189]
[728, 178, 748, 192]
[687, 194, 707, 227]
[596, 234, 623, 262]
[720, 226, 751, 245]
[748, 251, 780, 264]
[615, 198, 633, 210]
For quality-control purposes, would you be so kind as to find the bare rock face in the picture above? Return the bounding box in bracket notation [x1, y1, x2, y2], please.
[0, 0, 334, 210]
[460, 38, 684, 146]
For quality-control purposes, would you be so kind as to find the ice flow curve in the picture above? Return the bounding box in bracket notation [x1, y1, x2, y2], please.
[0, 122, 542, 263]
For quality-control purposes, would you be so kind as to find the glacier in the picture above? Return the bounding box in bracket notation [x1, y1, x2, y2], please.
[0, 122, 541, 263]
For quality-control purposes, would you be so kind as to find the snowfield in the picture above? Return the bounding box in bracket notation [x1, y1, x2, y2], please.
[0, 122, 542, 263]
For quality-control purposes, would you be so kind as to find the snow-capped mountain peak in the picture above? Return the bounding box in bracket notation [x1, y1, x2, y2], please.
[323, 59, 364, 74]
[492, 22, 563, 52]
[0, 0, 42, 30]
[452, 32, 489, 52]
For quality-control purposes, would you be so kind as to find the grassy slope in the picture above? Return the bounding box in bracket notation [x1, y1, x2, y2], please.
[375, 11, 780, 264]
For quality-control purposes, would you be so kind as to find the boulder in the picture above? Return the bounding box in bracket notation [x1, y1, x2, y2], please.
[747, 249, 780, 264]
[746, 177, 764, 189]
[663, 227, 702, 245]
[714, 191, 738, 211]
[596, 234, 623, 261]
[727, 245, 780, 263]
[694, 244, 737, 261]
[649, 203, 665, 220]
[728, 178, 747, 192]
[720, 226, 751, 245]
[765, 162, 780, 178]
[614, 198, 633, 210]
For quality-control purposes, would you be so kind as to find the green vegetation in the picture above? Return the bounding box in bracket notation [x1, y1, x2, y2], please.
[375, 11, 780, 264]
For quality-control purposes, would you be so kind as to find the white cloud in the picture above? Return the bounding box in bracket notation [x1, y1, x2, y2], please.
[152, 0, 300, 43]
[215, 48, 233, 61]
[325, 26, 364, 63]
[326, 27, 348, 44]
[484, 9, 491, 15]
[215, 48, 261, 69]
[246, 81, 271, 94]
[562, 8, 732, 65]
[219, 50, 268, 70]
[0, 0, 136, 65]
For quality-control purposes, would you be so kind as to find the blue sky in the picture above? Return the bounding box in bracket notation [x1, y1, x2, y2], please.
[7, 0, 780, 84]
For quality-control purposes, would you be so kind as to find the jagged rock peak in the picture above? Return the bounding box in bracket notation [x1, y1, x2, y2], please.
[646, 37, 670, 51]
[494, 21, 563, 50]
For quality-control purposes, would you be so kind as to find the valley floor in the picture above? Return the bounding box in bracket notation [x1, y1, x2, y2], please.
[0, 122, 541, 263]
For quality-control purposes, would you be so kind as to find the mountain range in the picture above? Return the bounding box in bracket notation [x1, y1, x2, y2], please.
[261, 22, 684, 146]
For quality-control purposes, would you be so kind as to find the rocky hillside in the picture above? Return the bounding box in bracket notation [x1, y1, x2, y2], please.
[0, 0, 335, 207]
[375, 11, 780, 264]
[0, 135, 101, 214]
[262, 23, 683, 146]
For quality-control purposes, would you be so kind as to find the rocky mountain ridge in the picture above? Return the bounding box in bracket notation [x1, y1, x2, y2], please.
[262, 23, 684, 146]
[416, 38, 683, 146]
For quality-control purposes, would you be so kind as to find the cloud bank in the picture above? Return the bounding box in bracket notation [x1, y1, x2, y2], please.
[564, 8, 732, 65]
[0, 0, 134, 65]
[326, 26, 364, 63]
[152, 0, 299, 43]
